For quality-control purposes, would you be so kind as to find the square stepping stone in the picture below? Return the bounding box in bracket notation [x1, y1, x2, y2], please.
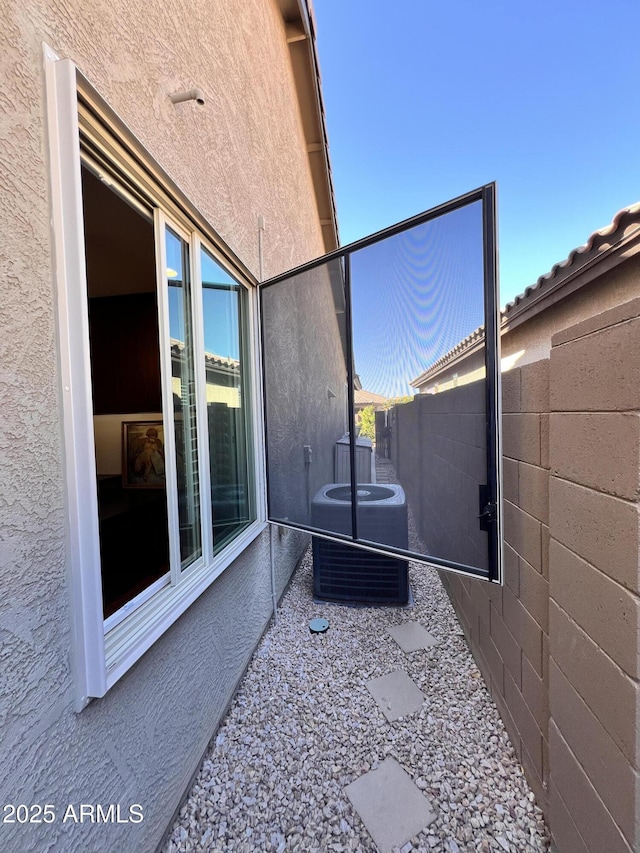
[388, 621, 438, 653]
[366, 669, 424, 722]
[345, 757, 436, 852]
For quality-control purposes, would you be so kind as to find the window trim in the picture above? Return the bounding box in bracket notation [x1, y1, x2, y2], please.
[45, 46, 266, 710]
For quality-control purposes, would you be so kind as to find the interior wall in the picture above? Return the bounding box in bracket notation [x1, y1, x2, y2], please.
[94, 413, 163, 475]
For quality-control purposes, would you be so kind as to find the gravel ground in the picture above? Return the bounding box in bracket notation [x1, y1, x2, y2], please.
[164, 543, 550, 853]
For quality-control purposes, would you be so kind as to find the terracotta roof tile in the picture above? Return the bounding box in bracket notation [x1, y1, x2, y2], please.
[411, 202, 640, 386]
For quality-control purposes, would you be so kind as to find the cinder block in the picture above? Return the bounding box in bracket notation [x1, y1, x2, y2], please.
[493, 683, 522, 761]
[490, 602, 521, 688]
[549, 539, 640, 679]
[547, 779, 591, 853]
[550, 413, 640, 501]
[550, 661, 636, 843]
[503, 584, 543, 676]
[519, 556, 549, 632]
[502, 456, 519, 504]
[479, 615, 504, 696]
[503, 543, 520, 596]
[472, 581, 493, 628]
[459, 585, 480, 646]
[501, 367, 521, 413]
[549, 724, 634, 853]
[519, 462, 549, 524]
[475, 572, 502, 614]
[541, 524, 550, 580]
[520, 736, 546, 809]
[550, 476, 639, 593]
[550, 316, 640, 412]
[550, 600, 639, 766]
[505, 669, 544, 780]
[542, 735, 550, 790]
[502, 413, 541, 465]
[520, 359, 550, 413]
[522, 651, 549, 734]
[542, 630, 550, 687]
[540, 413, 550, 470]
[552, 296, 640, 348]
[504, 499, 542, 572]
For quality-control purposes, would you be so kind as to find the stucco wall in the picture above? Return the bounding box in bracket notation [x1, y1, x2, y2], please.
[0, 1, 326, 850]
[261, 262, 349, 526]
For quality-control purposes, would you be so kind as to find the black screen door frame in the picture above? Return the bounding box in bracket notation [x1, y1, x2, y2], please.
[258, 183, 502, 584]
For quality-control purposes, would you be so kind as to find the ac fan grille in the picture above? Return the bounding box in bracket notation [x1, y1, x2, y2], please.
[312, 537, 409, 605]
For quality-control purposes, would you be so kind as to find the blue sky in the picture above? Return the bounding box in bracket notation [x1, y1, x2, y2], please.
[313, 0, 640, 307]
[351, 201, 484, 396]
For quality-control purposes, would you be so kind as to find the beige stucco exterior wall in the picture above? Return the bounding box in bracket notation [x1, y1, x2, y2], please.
[0, 1, 328, 851]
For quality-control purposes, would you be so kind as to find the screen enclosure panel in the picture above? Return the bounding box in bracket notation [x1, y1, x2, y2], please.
[260, 185, 501, 583]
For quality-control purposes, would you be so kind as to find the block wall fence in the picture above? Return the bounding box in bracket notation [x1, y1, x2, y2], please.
[439, 297, 640, 853]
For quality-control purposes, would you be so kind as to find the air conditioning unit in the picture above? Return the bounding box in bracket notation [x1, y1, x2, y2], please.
[311, 483, 409, 605]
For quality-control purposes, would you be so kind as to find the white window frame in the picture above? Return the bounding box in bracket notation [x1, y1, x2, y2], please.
[45, 46, 267, 710]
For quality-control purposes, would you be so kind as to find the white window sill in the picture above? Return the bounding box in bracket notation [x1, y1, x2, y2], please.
[104, 519, 268, 688]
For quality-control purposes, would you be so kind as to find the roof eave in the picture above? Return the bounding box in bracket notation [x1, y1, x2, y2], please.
[502, 224, 640, 333]
[276, 0, 340, 253]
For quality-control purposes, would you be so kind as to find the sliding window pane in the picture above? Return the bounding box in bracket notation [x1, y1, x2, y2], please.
[166, 227, 202, 569]
[201, 248, 254, 552]
[82, 164, 170, 618]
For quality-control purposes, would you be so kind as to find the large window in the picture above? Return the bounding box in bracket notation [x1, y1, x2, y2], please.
[80, 153, 256, 629]
[47, 53, 261, 705]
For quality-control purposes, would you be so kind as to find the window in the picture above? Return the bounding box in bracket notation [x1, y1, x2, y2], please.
[46, 52, 264, 707]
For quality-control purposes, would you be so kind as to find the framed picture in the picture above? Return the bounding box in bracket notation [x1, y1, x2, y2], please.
[122, 421, 166, 488]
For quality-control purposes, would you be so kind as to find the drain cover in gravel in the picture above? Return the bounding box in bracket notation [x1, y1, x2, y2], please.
[365, 669, 424, 722]
[388, 621, 438, 652]
[345, 757, 436, 851]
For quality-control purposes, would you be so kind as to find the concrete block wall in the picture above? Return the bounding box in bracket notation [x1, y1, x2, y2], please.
[441, 296, 640, 853]
[390, 381, 488, 570]
[546, 299, 640, 853]
[440, 358, 551, 810]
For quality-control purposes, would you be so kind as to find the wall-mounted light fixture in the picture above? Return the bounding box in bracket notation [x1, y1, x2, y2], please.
[170, 88, 205, 106]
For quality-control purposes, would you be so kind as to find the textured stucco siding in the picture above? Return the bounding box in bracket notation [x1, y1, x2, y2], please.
[261, 262, 349, 526]
[0, 0, 326, 850]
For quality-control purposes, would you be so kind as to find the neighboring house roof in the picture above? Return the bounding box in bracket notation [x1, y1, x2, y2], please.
[354, 389, 388, 407]
[171, 339, 239, 375]
[502, 201, 640, 326]
[411, 201, 640, 388]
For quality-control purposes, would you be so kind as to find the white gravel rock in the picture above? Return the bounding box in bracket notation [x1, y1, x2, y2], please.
[163, 542, 550, 852]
